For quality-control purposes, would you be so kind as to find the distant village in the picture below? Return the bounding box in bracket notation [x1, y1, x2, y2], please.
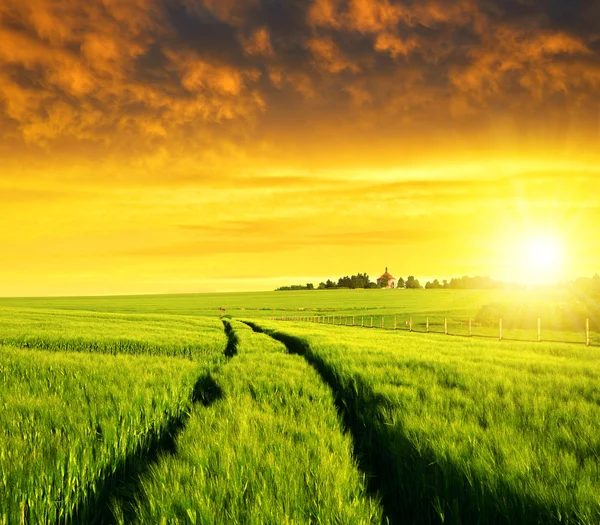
[275, 268, 517, 291]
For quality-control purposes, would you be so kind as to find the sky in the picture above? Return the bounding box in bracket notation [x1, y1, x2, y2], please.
[1, 0, 599, 296]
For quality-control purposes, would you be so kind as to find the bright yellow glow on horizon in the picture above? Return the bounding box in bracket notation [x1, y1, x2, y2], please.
[518, 235, 565, 286]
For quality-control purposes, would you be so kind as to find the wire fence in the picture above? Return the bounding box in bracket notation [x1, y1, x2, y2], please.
[268, 314, 597, 347]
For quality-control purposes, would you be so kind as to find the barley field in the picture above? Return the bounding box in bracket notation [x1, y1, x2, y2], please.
[2, 289, 600, 523]
[249, 319, 600, 524]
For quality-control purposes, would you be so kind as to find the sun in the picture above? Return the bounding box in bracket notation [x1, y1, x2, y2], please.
[519, 235, 564, 285]
[526, 237, 561, 271]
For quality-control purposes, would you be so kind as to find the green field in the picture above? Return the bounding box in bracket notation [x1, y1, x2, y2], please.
[0, 307, 227, 359]
[2, 289, 600, 523]
[0, 289, 502, 317]
[118, 321, 382, 524]
[249, 320, 600, 523]
[1, 287, 597, 345]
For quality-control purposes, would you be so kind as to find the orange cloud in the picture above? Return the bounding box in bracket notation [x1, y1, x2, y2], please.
[0, 0, 267, 148]
[307, 37, 360, 73]
[309, 0, 406, 33]
[242, 27, 275, 58]
[450, 25, 598, 108]
[373, 33, 418, 58]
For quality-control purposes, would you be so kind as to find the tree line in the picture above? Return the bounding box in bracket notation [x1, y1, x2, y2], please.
[276, 274, 599, 292]
[423, 275, 523, 290]
[275, 273, 421, 290]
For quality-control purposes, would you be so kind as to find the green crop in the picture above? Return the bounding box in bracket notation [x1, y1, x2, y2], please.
[252, 320, 600, 524]
[3, 290, 600, 524]
[0, 346, 211, 524]
[119, 320, 383, 524]
[0, 307, 227, 359]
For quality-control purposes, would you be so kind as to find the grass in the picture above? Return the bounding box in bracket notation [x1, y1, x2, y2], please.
[2, 290, 600, 523]
[118, 320, 383, 524]
[0, 307, 227, 359]
[290, 313, 600, 346]
[2, 287, 596, 345]
[0, 288, 519, 318]
[0, 346, 215, 524]
[251, 319, 600, 524]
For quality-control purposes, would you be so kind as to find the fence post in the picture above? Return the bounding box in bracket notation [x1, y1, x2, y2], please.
[586, 318, 590, 346]
[361, 316, 364, 327]
[370, 316, 373, 328]
[469, 318, 472, 337]
[409, 317, 412, 332]
[352, 316, 355, 326]
[394, 315, 397, 330]
[499, 318, 503, 341]
[445, 317, 448, 335]
[426, 317, 429, 333]
[538, 318, 541, 342]
[381, 316, 384, 329]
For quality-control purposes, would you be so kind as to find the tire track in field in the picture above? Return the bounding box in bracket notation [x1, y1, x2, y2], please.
[245, 321, 562, 525]
[242, 320, 395, 525]
[222, 318, 239, 358]
[70, 322, 237, 525]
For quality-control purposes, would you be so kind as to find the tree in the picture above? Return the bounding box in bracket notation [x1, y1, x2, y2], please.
[405, 275, 421, 289]
[337, 273, 372, 289]
[425, 279, 442, 289]
[306, 283, 314, 290]
[397, 277, 405, 288]
[318, 282, 326, 289]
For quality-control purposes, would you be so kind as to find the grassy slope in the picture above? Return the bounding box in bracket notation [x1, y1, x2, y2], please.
[2, 288, 596, 342]
[0, 289, 512, 317]
[120, 321, 383, 524]
[253, 320, 600, 524]
[0, 308, 228, 524]
[0, 347, 209, 524]
[0, 307, 226, 359]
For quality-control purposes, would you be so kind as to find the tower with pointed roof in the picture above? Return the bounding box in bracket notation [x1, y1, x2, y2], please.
[376, 267, 397, 289]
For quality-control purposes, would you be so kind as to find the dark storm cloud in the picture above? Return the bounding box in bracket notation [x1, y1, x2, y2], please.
[0, 0, 598, 151]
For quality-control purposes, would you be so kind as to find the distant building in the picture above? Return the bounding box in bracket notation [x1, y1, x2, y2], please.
[377, 267, 397, 289]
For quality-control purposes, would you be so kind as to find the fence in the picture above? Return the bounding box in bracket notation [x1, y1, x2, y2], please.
[267, 314, 595, 347]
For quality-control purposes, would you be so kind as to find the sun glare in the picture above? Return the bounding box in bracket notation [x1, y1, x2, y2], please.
[519, 235, 564, 285]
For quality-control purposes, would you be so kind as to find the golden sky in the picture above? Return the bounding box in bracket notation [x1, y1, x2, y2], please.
[1, 0, 599, 295]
